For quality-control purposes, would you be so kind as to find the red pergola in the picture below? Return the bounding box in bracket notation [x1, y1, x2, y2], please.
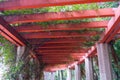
[0, 0, 120, 72]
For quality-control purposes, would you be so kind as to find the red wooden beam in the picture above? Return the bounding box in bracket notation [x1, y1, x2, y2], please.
[38, 43, 82, 47]
[0, 0, 114, 11]
[42, 61, 68, 63]
[38, 52, 86, 55]
[43, 62, 67, 65]
[15, 21, 108, 33]
[42, 59, 70, 62]
[36, 47, 83, 51]
[42, 57, 82, 60]
[36, 44, 84, 51]
[22, 31, 98, 39]
[28, 37, 87, 44]
[41, 55, 83, 59]
[42, 55, 70, 57]
[0, 29, 19, 46]
[40, 53, 85, 56]
[37, 49, 88, 53]
[38, 46, 82, 49]
[4, 8, 114, 24]
[45, 64, 67, 71]
[43, 57, 81, 61]
[37, 43, 84, 49]
[38, 50, 80, 53]
[42, 57, 69, 59]
[37, 46, 86, 52]
[100, 6, 120, 43]
[43, 61, 69, 65]
[0, 16, 27, 46]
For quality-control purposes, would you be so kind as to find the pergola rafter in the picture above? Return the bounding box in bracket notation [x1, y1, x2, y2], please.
[28, 38, 87, 45]
[15, 21, 108, 33]
[22, 31, 99, 39]
[0, 0, 114, 10]
[4, 8, 114, 24]
[0, 16, 27, 46]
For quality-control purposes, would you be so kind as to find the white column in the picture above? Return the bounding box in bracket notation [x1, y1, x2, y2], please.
[97, 43, 113, 80]
[44, 72, 48, 80]
[51, 72, 55, 80]
[17, 46, 25, 62]
[67, 68, 72, 80]
[85, 57, 94, 80]
[75, 64, 81, 80]
[17, 46, 25, 80]
[59, 70, 63, 80]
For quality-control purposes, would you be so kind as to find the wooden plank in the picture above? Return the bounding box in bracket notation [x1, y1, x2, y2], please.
[38, 53, 85, 55]
[101, 6, 120, 43]
[38, 43, 82, 47]
[28, 38, 87, 44]
[15, 21, 108, 32]
[45, 64, 67, 72]
[37, 49, 88, 54]
[36, 47, 84, 50]
[22, 31, 98, 39]
[0, 16, 27, 46]
[41, 55, 83, 58]
[38, 50, 83, 53]
[43, 59, 71, 62]
[38, 46, 82, 49]
[0, 29, 19, 46]
[40, 53, 85, 56]
[4, 8, 114, 24]
[0, 0, 114, 11]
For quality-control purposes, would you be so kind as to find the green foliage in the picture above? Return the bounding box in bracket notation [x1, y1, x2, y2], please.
[112, 40, 120, 80]
[0, 36, 18, 80]
[3, 61, 24, 80]
[114, 40, 120, 56]
[0, 36, 14, 64]
[0, 0, 4, 2]
[99, 2, 119, 8]
[3, 3, 99, 15]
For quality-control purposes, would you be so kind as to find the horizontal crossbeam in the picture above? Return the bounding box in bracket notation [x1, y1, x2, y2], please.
[28, 38, 87, 44]
[4, 8, 114, 24]
[22, 31, 99, 39]
[0, 16, 27, 46]
[0, 0, 114, 10]
[101, 6, 120, 43]
[15, 21, 108, 32]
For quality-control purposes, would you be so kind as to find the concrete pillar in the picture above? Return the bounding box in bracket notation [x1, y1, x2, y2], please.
[75, 64, 81, 80]
[97, 43, 113, 80]
[59, 70, 63, 80]
[85, 57, 94, 80]
[44, 72, 48, 80]
[17, 46, 25, 80]
[67, 68, 72, 80]
[50, 72, 55, 80]
[57, 71, 59, 80]
[16, 46, 25, 62]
